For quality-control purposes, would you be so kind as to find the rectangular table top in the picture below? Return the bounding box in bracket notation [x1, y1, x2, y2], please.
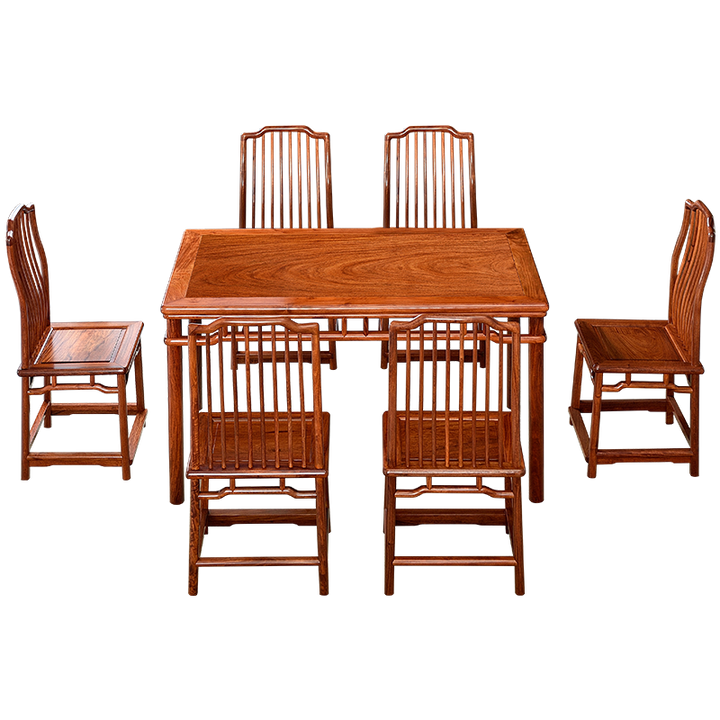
[161, 228, 549, 318]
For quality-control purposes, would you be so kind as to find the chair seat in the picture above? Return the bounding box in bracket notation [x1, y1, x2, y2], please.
[383, 410, 522, 475]
[189, 411, 330, 477]
[575, 318, 703, 374]
[20, 321, 144, 377]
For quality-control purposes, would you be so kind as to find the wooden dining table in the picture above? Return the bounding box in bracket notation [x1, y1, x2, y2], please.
[161, 227, 549, 505]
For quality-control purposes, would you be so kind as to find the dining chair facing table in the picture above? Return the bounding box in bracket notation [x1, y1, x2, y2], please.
[186, 317, 331, 595]
[382, 125, 477, 230]
[383, 315, 525, 595]
[239, 125, 333, 230]
[379, 125, 479, 368]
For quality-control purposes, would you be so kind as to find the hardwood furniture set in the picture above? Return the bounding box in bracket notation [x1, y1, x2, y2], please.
[7, 125, 716, 597]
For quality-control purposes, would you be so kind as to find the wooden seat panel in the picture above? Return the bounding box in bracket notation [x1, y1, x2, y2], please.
[574, 318, 700, 374]
[384, 410, 515, 473]
[24, 321, 143, 375]
[190, 411, 330, 476]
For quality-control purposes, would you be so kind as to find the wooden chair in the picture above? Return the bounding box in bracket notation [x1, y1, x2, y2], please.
[383, 315, 525, 595]
[569, 200, 715, 477]
[235, 123, 338, 371]
[187, 317, 330, 595]
[380, 126, 484, 368]
[6, 204, 147, 480]
[383, 125, 477, 230]
[240, 125, 333, 229]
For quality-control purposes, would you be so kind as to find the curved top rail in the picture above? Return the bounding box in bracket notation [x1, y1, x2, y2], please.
[188, 316, 320, 335]
[238, 123, 332, 140]
[383, 123, 477, 139]
[389, 314, 519, 336]
[6, 203, 36, 245]
[686, 199, 715, 242]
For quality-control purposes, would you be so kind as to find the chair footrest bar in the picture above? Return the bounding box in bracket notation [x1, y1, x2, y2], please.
[394, 556, 516, 566]
[577, 399, 668, 413]
[597, 448, 693, 464]
[51, 403, 141, 415]
[395, 509, 507, 526]
[196, 556, 320, 567]
[28, 452, 123, 467]
[206, 509, 318, 526]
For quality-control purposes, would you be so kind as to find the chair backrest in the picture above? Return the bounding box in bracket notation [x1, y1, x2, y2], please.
[239, 126, 333, 229]
[668, 199, 715, 363]
[387, 315, 521, 472]
[383, 126, 477, 229]
[188, 317, 324, 472]
[6, 204, 51, 369]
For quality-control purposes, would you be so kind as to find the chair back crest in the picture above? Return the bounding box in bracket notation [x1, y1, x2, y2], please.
[383, 126, 477, 229]
[666, 197, 718, 362]
[240, 126, 333, 229]
[3, 200, 52, 367]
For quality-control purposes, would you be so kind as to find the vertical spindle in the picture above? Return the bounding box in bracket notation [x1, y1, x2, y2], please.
[271, 325, 280, 469]
[243, 326, 254, 469]
[230, 326, 240, 470]
[297, 331, 307, 467]
[285, 326, 293, 468]
[205, 330, 213, 470]
[218, 327, 227, 470]
[498, 327, 505, 467]
[418, 323, 425, 466]
[405, 329, 411, 467]
[484, 324, 491, 467]
[458, 322, 465, 467]
[444, 322, 450, 466]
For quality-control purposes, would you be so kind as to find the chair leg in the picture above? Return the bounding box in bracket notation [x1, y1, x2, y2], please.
[384, 475, 396, 595]
[690, 374, 700, 476]
[328, 319, 338, 371]
[504, 476, 512, 535]
[568, 338, 584, 410]
[316, 476, 329, 595]
[511, 477, 525, 596]
[378, 318, 390, 371]
[117, 373, 131, 480]
[188, 478, 200, 596]
[587, 372, 603, 478]
[134, 342, 146, 415]
[21, 377, 31, 480]
[43, 376, 55, 432]
[663, 375, 677, 427]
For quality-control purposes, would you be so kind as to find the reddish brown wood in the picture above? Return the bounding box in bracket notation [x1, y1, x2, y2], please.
[383, 126, 477, 229]
[240, 126, 333, 229]
[6, 204, 148, 480]
[186, 318, 330, 595]
[383, 315, 525, 595]
[161, 226, 549, 505]
[569, 200, 715, 477]
[163, 228, 547, 317]
[380, 126, 480, 369]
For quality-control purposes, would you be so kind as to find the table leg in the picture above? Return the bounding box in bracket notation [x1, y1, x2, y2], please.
[529, 317, 544, 503]
[167, 318, 185, 505]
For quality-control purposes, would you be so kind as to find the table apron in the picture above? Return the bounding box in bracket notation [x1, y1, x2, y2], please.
[165, 327, 547, 346]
